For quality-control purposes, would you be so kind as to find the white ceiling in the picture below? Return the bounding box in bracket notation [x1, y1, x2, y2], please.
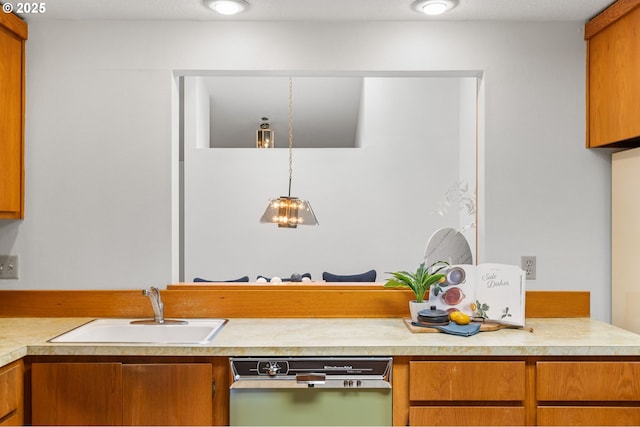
[18, 0, 615, 22]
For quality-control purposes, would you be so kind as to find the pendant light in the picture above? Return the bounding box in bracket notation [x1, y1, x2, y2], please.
[259, 77, 319, 228]
[256, 117, 274, 148]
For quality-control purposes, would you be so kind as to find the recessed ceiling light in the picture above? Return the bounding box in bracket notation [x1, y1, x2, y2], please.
[412, 0, 458, 16]
[203, 0, 249, 16]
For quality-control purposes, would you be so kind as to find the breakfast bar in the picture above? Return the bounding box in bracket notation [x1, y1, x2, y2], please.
[1, 287, 640, 426]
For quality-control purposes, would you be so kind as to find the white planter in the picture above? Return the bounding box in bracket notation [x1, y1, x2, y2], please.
[409, 300, 432, 323]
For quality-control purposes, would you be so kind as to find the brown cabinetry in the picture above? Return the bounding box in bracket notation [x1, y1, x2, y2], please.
[122, 364, 213, 426]
[408, 361, 526, 426]
[0, 360, 24, 426]
[536, 362, 640, 426]
[0, 12, 27, 219]
[585, 0, 640, 147]
[397, 357, 640, 426]
[32, 362, 213, 426]
[32, 362, 122, 425]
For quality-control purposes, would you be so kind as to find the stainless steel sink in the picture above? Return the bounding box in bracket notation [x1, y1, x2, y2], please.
[49, 318, 227, 344]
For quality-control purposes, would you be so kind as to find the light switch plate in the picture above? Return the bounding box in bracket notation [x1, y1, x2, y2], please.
[0, 255, 19, 279]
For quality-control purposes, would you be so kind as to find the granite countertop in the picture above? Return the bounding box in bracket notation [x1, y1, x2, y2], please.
[2, 317, 640, 367]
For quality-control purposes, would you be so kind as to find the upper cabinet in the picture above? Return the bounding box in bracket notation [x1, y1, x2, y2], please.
[585, 0, 640, 148]
[0, 12, 27, 219]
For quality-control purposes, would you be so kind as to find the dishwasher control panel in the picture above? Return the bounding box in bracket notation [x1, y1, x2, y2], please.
[230, 356, 392, 387]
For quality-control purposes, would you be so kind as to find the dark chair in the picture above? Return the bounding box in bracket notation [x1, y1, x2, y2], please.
[193, 276, 250, 283]
[322, 270, 377, 282]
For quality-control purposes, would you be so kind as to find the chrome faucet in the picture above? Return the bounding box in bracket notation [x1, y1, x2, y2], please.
[142, 287, 165, 324]
[130, 286, 187, 325]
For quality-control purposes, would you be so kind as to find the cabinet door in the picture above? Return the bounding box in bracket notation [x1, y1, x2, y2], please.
[31, 362, 123, 426]
[0, 14, 26, 219]
[587, 4, 640, 147]
[123, 363, 213, 426]
[0, 360, 23, 426]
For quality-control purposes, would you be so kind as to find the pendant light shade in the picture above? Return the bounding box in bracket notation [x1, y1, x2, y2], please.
[260, 77, 318, 228]
[260, 196, 318, 228]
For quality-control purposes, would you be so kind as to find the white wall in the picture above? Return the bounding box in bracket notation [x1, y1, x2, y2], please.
[0, 20, 611, 321]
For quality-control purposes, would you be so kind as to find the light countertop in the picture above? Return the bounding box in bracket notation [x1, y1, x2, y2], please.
[2, 317, 640, 367]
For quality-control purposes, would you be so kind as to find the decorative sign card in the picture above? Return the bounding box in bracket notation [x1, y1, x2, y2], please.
[428, 263, 526, 327]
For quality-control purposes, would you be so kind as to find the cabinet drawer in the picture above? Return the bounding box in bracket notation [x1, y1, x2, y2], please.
[410, 406, 525, 426]
[537, 407, 640, 426]
[410, 361, 525, 401]
[537, 362, 640, 401]
[0, 361, 23, 424]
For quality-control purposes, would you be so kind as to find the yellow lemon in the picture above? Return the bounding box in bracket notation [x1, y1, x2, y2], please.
[453, 312, 470, 325]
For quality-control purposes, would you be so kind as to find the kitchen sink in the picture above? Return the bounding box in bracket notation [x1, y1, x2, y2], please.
[49, 318, 227, 344]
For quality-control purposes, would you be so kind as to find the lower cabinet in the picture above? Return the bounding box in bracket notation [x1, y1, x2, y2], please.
[399, 358, 640, 426]
[32, 362, 123, 425]
[31, 362, 213, 426]
[536, 361, 640, 426]
[0, 360, 24, 426]
[408, 361, 526, 426]
[122, 364, 213, 426]
[27, 356, 640, 426]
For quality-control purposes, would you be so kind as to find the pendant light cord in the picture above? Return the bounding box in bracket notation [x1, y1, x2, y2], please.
[287, 76, 293, 198]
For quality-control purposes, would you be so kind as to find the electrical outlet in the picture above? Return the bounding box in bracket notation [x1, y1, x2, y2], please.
[521, 256, 536, 280]
[0, 255, 19, 280]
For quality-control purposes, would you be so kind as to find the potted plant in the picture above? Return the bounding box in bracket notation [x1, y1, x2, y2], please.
[384, 261, 449, 322]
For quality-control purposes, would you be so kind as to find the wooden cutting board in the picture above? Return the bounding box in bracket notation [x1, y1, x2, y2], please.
[403, 318, 505, 333]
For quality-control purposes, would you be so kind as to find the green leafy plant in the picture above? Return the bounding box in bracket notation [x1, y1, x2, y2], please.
[384, 261, 449, 303]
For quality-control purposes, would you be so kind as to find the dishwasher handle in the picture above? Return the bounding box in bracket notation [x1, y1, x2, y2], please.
[296, 373, 326, 385]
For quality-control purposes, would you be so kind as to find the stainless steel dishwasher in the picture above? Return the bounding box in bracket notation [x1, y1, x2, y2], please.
[229, 357, 392, 426]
